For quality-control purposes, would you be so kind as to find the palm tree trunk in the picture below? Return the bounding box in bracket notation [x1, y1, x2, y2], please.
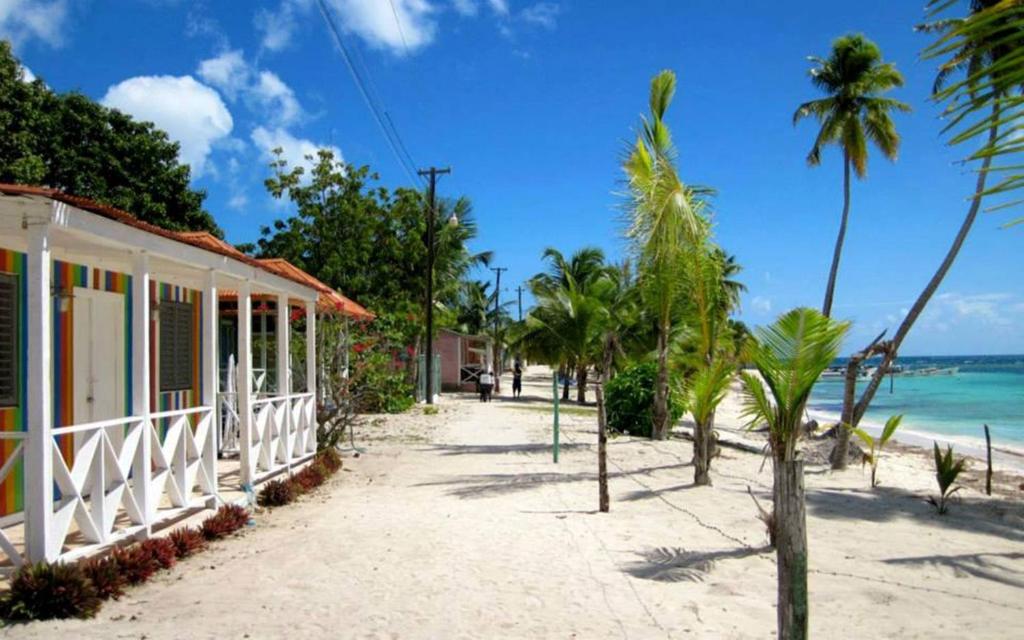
[693, 417, 712, 486]
[822, 152, 851, 318]
[841, 110, 999, 434]
[775, 457, 809, 640]
[576, 366, 588, 404]
[596, 337, 614, 513]
[652, 324, 670, 440]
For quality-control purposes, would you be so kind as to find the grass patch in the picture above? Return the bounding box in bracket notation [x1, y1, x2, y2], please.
[508, 404, 598, 417]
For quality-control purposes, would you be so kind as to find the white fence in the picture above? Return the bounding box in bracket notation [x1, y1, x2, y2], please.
[248, 393, 316, 484]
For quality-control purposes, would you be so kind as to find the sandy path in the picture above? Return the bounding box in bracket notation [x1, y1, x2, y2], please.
[7, 368, 1024, 639]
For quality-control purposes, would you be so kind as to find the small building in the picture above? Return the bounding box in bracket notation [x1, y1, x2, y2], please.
[437, 329, 493, 392]
[0, 184, 368, 568]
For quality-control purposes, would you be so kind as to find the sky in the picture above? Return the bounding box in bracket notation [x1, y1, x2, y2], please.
[3, 0, 1022, 355]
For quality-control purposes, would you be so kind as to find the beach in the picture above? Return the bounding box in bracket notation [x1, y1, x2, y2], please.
[8, 367, 1023, 639]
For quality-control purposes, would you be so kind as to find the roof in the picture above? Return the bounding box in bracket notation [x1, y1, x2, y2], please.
[0, 184, 373, 318]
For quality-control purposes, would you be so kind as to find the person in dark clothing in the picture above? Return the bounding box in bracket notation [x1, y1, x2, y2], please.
[512, 362, 523, 398]
[479, 369, 494, 402]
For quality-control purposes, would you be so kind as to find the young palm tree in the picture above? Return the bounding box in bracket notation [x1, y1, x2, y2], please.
[741, 308, 850, 640]
[623, 70, 709, 440]
[794, 34, 910, 318]
[838, 2, 1024, 461]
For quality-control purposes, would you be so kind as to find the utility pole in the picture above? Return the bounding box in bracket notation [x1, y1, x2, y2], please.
[418, 166, 451, 404]
[490, 266, 507, 389]
[516, 286, 524, 322]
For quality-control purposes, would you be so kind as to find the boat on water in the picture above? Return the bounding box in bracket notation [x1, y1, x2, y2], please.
[897, 366, 960, 377]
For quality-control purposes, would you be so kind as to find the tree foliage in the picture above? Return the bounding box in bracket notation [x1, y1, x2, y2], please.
[0, 41, 218, 234]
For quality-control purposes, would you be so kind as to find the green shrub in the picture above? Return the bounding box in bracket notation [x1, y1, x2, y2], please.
[1, 561, 102, 621]
[604, 362, 685, 438]
[929, 442, 968, 514]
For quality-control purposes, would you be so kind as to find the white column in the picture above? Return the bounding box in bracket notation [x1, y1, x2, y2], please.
[238, 281, 254, 486]
[201, 270, 218, 503]
[305, 301, 316, 453]
[24, 225, 54, 562]
[131, 252, 153, 528]
[276, 294, 291, 466]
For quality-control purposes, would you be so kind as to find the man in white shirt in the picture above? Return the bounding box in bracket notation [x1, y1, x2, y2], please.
[479, 369, 494, 402]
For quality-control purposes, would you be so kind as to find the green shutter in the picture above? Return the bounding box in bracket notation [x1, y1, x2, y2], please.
[159, 300, 195, 392]
[0, 273, 17, 407]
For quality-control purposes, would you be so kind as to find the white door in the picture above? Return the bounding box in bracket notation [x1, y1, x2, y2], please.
[73, 287, 125, 426]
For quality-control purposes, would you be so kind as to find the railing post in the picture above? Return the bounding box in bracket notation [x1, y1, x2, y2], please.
[131, 251, 153, 529]
[305, 301, 317, 453]
[238, 281, 254, 485]
[202, 269, 218, 503]
[24, 224, 54, 562]
[276, 294, 291, 466]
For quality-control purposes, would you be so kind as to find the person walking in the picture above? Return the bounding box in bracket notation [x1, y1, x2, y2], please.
[479, 368, 494, 402]
[512, 361, 523, 399]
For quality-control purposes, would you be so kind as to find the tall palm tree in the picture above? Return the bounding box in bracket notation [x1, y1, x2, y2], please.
[623, 70, 710, 440]
[741, 308, 850, 640]
[794, 34, 910, 318]
[835, 2, 1024, 468]
[531, 247, 608, 297]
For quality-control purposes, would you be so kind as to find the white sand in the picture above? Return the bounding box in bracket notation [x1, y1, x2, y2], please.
[7, 368, 1023, 639]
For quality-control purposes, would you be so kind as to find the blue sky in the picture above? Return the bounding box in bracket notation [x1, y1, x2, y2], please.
[4, 0, 1022, 355]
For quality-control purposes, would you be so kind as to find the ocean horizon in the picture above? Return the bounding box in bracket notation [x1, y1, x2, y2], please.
[809, 354, 1024, 447]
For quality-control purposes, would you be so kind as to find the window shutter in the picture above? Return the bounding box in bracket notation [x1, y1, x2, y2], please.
[0, 273, 17, 407]
[159, 300, 195, 392]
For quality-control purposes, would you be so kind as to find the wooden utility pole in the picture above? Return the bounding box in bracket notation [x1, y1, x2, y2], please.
[516, 285, 524, 321]
[418, 166, 450, 404]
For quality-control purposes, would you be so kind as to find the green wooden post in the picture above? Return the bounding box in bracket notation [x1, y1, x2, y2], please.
[553, 372, 560, 463]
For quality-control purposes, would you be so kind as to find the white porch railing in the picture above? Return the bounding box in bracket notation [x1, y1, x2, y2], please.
[0, 431, 26, 567]
[248, 392, 316, 484]
[35, 406, 217, 563]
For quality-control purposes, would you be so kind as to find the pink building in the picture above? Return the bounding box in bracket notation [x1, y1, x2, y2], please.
[437, 329, 493, 392]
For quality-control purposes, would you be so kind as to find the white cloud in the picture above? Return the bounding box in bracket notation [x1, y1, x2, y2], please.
[933, 292, 1015, 327]
[751, 296, 772, 315]
[451, 0, 477, 16]
[520, 2, 559, 29]
[20, 64, 35, 82]
[254, 0, 313, 52]
[486, 0, 509, 15]
[253, 71, 302, 126]
[0, 0, 68, 48]
[329, 0, 436, 54]
[197, 49, 250, 99]
[102, 75, 233, 176]
[228, 193, 249, 210]
[251, 126, 342, 177]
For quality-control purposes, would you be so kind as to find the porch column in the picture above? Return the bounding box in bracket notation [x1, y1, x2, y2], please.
[201, 270, 218, 504]
[131, 252, 153, 528]
[24, 225, 54, 562]
[276, 294, 291, 466]
[305, 300, 317, 453]
[238, 281, 254, 486]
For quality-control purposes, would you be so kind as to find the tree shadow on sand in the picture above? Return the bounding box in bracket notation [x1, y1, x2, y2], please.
[421, 443, 588, 456]
[882, 551, 1024, 589]
[414, 463, 682, 499]
[806, 486, 1024, 543]
[623, 546, 769, 583]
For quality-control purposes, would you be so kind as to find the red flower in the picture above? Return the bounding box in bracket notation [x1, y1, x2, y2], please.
[406, 345, 416, 356]
[290, 308, 305, 322]
[353, 343, 367, 353]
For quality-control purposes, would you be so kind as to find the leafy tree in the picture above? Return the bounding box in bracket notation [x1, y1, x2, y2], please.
[0, 41, 219, 234]
[623, 70, 710, 441]
[741, 308, 850, 640]
[794, 33, 910, 318]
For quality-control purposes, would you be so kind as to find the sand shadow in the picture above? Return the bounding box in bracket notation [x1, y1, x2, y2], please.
[620, 482, 697, 502]
[806, 486, 1024, 543]
[882, 551, 1024, 589]
[623, 545, 769, 582]
[422, 443, 588, 456]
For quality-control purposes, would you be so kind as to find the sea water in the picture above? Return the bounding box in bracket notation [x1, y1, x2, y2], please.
[808, 355, 1024, 446]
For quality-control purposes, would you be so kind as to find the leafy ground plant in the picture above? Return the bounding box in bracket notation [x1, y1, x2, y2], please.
[111, 544, 161, 585]
[201, 505, 251, 540]
[929, 442, 967, 514]
[1, 561, 102, 621]
[80, 556, 126, 601]
[168, 527, 208, 558]
[139, 538, 177, 571]
[853, 414, 902, 488]
[258, 478, 298, 507]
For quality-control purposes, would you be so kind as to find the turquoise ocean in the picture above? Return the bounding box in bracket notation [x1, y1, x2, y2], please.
[809, 355, 1024, 446]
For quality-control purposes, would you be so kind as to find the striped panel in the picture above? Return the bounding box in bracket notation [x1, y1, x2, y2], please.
[0, 248, 26, 516]
[151, 282, 203, 436]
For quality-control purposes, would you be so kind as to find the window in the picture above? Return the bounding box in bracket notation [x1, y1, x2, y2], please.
[159, 300, 194, 392]
[0, 272, 18, 407]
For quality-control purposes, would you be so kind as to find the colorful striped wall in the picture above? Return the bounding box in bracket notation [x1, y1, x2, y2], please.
[150, 282, 203, 436]
[0, 248, 27, 516]
[51, 260, 133, 469]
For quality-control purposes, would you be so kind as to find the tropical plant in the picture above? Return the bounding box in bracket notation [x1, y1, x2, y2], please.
[741, 308, 850, 640]
[0, 561, 102, 621]
[139, 538, 177, 571]
[605, 362, 686, 439]
[853, 414, 903, 487]
[929, 442, 968, 514]
[623, 70, 711, 440]
[200, 505, 250, 541]
[685, 358, 734, 486]
[258, 478, 298, 507]
[80, 556, 126, 601]
[794, 33, 910, 319]
[837, 2, 1024, 460]
[168, 527, 208, 559]
[111, 544, 161, 585]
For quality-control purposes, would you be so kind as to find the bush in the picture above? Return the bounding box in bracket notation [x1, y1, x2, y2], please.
[80, 556, 126, 601]
[139, 538, 177, 571]
[929, 442, 968, 514]
[292, 462, 328, 492]
[0, 561, 102, 621]
[258, 478, 297, 507]
[604, 362, 685, 438]
[168, 527, 207, 559]
[201, 505, 250, 540]
[316, 448, 343, 474]
[111, 545, 160, 585]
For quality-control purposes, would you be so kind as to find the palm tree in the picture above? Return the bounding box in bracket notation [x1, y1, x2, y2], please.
[741, 308, 850, 640]
[531, 247, 608, 297]
[794, 34, 910, 318]
[623, 70, 710, 440]
[836, 2, 1024, 467]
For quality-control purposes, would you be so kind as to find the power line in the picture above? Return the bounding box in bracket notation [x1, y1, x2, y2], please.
[315, 0, 423, 185]
[386, 0, 412, 57]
